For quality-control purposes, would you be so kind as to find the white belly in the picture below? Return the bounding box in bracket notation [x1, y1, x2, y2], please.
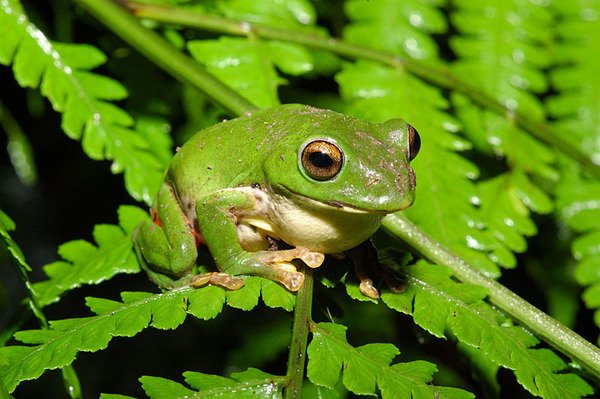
[238, 189, 384, 254]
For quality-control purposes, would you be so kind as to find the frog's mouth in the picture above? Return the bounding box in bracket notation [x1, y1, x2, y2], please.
[276, 185, 397, 215]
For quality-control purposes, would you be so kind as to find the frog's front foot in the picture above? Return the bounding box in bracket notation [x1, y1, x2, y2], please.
[278, 269, 305, 291]
[259, 246, 325, 269]
[248, 246, 324, 291]
[189, 272, 245, 290]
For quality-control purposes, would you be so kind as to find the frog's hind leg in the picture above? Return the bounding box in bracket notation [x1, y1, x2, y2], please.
[134, 182, 200, 288]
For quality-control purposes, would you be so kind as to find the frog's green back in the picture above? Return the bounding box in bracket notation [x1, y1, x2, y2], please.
[167, 104, 362, 203]
[166, 103, 416, 213]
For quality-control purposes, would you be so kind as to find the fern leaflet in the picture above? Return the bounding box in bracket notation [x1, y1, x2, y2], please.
[140, 368, 285, 399]
[546, 0, 600, 341]
[555, 162, 600, 342]
[0, 0, 167, 203]
[31, 206, 145, 307]
[449, 0, 557, 270]
[307, 322, 474, 398]
[381, 259, 593, 398]
[187, 0, 321, 108]
[0, 280, 294, 393]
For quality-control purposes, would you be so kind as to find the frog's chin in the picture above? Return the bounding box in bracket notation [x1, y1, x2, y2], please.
[276, 185, 397, 215]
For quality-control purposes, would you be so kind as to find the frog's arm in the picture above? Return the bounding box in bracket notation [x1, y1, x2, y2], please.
[134, 182, 198, 288]
[197, 187, 324, 291]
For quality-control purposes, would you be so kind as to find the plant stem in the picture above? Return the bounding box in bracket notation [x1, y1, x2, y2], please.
[70, 0, 258, 117]
[284, 267, 314, 399]
[382, 213, 600, 380]
[124, 0, 600, 179]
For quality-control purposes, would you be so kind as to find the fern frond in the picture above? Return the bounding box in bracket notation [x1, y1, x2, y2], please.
[477, 171, 552, 268]
[336, 60, 510, 276]
[0, 281, 294, 393]
[343, 0, 447, 60]
[555, 161, 600, 341]
[307, 322, 474, 398]
[140, 368, 285, 399]
[100, 394, 137, 399]
[450, 0, 555, 176]
[188, 37, 311, 108]
[218, 0, 316, 28]
[449, 0, 557, 269]
[31, 206, 145, 307]
[0, 0, 167, 203]
[381, 259, 593, 398]
[546, 0, 600, 340]
[547, 0, 600, 162]
[187, 0, 320, 108]
[0, 208, 28, 273]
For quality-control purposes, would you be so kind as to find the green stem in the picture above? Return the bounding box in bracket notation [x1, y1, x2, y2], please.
[382, 213, 600, 380]
[70, 0, 258, 116]
[124, 0, 600, 179]
[284, 268, 314, 399]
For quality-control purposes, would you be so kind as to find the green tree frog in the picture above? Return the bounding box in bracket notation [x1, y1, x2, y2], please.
[134, 104, 420, 299]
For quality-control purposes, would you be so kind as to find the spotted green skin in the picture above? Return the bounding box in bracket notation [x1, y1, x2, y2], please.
[134, 104, 416, 290]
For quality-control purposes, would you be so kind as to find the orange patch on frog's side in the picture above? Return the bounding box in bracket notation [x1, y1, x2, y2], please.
[151, 209, 161, 227]
[150, 208, 206, 247]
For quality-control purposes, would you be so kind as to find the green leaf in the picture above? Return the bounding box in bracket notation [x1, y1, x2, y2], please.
[451, 0, 551, 118]
[0, 0, 166, 203]
[555, 161, 600, 341]
[336, 59, 508, 276]
[224, 276, 295, 311]
[549, 2, 600, 340]
[477, 171, 547, 268]
[0, 278, 291, 394]
[307, 322, 474, 398]
[186, 285, 227, 320]
[226, 276, 262, 310]
[547, 0, 600, 163]
[344, 0, 446, 60]
[0, 208, 29, 273]
[140, 376, 197, 399]
[260, 279, 295, 311]
[218, 0, 316, 27]
[31, 206, 145, 306]
[140, 368, 284, 399]
[447, 0, 559, 274]
[189, 37, 315, 108]
[381, 260, 593, 398]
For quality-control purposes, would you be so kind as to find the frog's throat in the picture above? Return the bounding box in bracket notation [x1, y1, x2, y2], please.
[276, 185, 395, 215]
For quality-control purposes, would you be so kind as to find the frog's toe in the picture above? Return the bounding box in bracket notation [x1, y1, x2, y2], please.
[280, 271, 305, 292]
[300, 251, 325, 268]
[189, 272, 245, 290]
[382, 272, 406, 293]
[359, 278, 380, 300]
[189, 273, 212, 287]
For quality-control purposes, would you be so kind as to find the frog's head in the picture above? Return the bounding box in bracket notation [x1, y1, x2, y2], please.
[264, 105, 420, 214]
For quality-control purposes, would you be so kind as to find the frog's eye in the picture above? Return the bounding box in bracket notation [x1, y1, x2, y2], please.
[300, 140, 344, 181]
[407, 124, 421, 161]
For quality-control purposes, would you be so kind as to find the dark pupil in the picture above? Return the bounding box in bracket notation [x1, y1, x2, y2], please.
[309, 151, 333, 168]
